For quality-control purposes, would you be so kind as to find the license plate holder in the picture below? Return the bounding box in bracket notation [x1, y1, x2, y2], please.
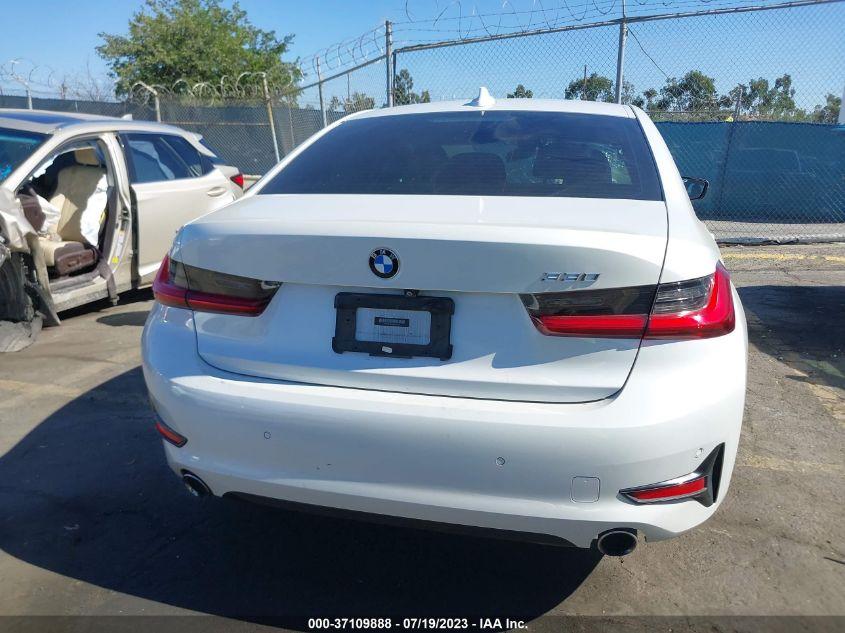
[332, 293, 454, 360]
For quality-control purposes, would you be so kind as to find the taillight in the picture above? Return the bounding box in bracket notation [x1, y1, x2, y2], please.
[645, 262, 735, 339]
[521, 263, 735, 340]
[230, 172, 245, 189]
[521, 285, 655, 338]
[152, 255, 280, 316]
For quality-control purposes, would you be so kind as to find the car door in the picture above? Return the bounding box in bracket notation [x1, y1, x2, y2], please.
[120, 132, 236, 283]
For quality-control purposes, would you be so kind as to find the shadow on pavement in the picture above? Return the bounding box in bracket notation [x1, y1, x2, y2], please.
[738, 284, 844, 391]
[96, 311, 150, 327]
[60, 288, 153, 322]
[0, 367, 600, 625]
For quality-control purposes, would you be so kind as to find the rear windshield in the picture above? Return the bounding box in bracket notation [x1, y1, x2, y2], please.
[0, 128, 47, 182]
[260, 110, 662, 200]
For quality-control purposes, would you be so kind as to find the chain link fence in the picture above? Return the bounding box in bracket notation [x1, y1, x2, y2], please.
[1, 0, 842, 243]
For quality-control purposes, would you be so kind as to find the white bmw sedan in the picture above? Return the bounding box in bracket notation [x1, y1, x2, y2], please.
[142, 94, 747, 556]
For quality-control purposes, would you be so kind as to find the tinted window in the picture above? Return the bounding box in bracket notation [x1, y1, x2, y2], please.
[124, 133, 207, 183]
[0, 128, 47, 182]
[198, 138, 225, 165]
[261, 111, 662, 200]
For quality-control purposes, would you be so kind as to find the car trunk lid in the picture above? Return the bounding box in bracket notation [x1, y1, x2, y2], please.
[178, 194, 667, 403]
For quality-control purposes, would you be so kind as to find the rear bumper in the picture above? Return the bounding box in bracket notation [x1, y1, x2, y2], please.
[142, 296, 747, 549]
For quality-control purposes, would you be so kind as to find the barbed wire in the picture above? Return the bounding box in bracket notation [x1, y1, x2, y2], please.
[0, 57, 304, 103]
[290, 0, 779, 78]
[126, 74, 303, 105]
[3, 0, 837, 104]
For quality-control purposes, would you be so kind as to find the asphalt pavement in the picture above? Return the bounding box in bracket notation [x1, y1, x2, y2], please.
[0, 243, 842, 631]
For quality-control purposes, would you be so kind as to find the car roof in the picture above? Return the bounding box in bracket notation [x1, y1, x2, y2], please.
[0, 108, 190, 136]
[348, 95, 634, 120]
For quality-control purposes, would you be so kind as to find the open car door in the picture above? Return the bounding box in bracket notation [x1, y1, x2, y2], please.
[120, 132, 235, 283]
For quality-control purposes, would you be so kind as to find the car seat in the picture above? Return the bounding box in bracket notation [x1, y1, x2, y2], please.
[38, 148, 107, 276]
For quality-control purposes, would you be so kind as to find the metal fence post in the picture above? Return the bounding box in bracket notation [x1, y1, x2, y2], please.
[386, 21, 394, 107]
[287, 94, 296, 153]
[153, 90, 161, 122]
[132, 81, 161, 121]
[840, 81, 845, 125]
[262, 73, 281, 163]
[316, 56, 327, 127]
[713, 100, 741, 216]
[614, 0, 627, 104]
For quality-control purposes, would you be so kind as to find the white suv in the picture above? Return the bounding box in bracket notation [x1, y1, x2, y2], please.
[142, 93, 746, 556]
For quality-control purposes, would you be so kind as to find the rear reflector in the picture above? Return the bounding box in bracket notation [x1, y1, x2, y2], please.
[155, 419, 187, 447]
[153, 255, 280, 316]
[230, 173, 245, 189]
[623, 476, 706, 502]
[620, 444, 724, 507]
[522, 263, 735, 340]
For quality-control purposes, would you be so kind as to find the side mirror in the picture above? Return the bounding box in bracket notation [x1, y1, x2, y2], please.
[682, 176, 709, 201]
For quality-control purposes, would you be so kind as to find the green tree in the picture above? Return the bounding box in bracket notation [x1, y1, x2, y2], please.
[642, 87, 659, 110]
[329, 92, 375, 113]
[719, 73, 808, 120]
[565, 73, 613, 102]
[507, 84, 533, 99]
[97, 0, 300, 96]
[813, 93, 841, 124]
[620, 80, 638, 106]
[726, 74, 800, 118]
[656, 70, 718, 111]
[768, 75, 799, 116]
[393, 69, 430, 105]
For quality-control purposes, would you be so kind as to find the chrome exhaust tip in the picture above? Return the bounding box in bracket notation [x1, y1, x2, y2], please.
[596, 528, 638, 556]
[182, 472, 211, 497]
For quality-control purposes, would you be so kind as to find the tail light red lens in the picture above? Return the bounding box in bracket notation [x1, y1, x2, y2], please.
[522, 263, 735, 340]
[535, 314, 648, 338]
[152, 255, 280, 316]
[230, 172, 245, 189]
[522, 285, 655, 338]
[644, 262, 735, 339]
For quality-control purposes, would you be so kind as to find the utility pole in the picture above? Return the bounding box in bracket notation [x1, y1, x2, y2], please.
[385, 21, 394, 107]
[614, 0, 627, 104]
[582, 65, 587, 100]
[316, 56, 327, 127]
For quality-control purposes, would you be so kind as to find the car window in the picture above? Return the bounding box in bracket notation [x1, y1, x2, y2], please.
[124, 133, 208, 184]
[198, 138, 225, 165]
[0, 128, 47, 182]
[260, 111, 662, 201]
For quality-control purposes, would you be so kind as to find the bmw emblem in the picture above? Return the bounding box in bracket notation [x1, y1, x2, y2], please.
[369, 248, 399, 279]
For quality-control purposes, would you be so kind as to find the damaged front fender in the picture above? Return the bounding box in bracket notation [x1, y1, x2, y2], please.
[0, 186, 37, 252]
[0, 186, 59, 351]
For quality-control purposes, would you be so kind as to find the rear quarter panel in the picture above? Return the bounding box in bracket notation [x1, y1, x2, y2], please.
[632, 107, 722, 283]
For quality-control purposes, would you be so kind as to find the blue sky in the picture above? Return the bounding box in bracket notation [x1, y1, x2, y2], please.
[0, 0, 401, 88]
[1, 0, 841, 111]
